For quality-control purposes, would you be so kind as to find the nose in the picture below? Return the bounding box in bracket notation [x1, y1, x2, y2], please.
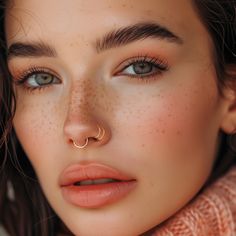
[63, 81, 111, 149]
[64, 117, 110, 149]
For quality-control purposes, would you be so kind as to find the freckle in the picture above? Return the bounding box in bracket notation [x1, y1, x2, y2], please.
[176, 130, 182, 136]
[146, 10, 152, 15]
[149, 181, 154, 187]
[161, 130, 165, 134]
[122, 4, 126, 7]
[141, 144, 145, 148]
[168, 114, 172, 117]
[155, 129, 159, 133]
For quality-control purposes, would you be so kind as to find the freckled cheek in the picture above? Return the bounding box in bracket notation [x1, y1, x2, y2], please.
[13, 99, 62, 160]
[123, 91, 218, 159]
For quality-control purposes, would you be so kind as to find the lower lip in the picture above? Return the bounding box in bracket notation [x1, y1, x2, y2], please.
[61, 180, 137, 208]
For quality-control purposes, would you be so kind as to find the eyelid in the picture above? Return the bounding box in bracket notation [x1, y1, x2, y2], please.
[12, 66, 61, 85]
[114, 55, 169, 75]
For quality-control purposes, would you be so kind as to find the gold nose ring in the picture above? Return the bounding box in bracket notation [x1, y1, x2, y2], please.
[73, 125, 105, 149]
[73, 138, 89, 149]
[95, 126, 106, 140]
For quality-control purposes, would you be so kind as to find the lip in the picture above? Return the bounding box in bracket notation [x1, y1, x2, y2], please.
[59, 163, 137, 208]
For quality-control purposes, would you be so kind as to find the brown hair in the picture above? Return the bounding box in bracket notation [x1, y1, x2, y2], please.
[0, 0, 235, 235]
[193, 0, 236, 183]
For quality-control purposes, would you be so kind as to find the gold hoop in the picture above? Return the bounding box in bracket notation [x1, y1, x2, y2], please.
[73, 126, 105, 149]
[95, 126, 105, 140]
[73, 138, 89, 149]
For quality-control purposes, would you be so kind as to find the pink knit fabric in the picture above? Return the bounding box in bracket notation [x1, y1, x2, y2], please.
[153, 166, 236, 236]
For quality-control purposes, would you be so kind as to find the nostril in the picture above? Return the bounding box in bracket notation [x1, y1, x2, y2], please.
[72, 138, 89, 149]
[64, 115, 110, 149]
[89, 137, 97, 141]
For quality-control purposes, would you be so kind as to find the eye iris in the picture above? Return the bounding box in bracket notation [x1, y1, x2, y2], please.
[133, 62, 152, 74]
[35, 73, 53, 85]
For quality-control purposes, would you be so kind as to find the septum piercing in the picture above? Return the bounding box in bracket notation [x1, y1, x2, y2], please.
[73, 125, 105, 149]
[73, 138, 89, 149]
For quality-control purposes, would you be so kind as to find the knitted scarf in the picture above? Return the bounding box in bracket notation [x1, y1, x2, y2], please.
[153, 166, 236, 236]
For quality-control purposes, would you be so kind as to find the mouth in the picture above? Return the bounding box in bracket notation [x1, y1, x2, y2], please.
[74, 178, 121, 186]
[59, 163, 137, 208]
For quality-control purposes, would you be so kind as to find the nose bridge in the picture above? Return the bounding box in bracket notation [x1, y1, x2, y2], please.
[63, 77, 111, 148]
[67, 78, 95, 121]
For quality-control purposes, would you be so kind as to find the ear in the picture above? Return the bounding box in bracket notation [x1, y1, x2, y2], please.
[220, 65, 236, 134]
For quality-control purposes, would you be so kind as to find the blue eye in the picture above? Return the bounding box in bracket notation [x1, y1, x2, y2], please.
[118, 56, 168, 79]
[14, 68, 61, 91]
[26, 72, 60, 88]
[123, 61, 156, 76]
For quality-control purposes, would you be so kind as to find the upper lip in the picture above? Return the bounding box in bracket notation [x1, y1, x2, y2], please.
[59, 163, 135, 187]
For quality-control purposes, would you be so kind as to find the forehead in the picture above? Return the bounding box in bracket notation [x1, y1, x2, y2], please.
[5, 0, 208, 45]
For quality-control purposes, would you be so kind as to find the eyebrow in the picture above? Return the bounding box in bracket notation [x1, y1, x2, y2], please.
[95, 22, 183, 53]
[7, 41, 57, 60]
[7, 22, 183, 60]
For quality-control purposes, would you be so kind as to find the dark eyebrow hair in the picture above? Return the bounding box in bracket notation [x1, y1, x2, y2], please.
[7, 22, 183, 60]
[7, 41, 57, 60]
[95, 22, 183, 53]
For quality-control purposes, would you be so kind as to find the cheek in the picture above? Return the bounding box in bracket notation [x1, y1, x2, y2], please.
[13, 96, 62, 170]
[14, 102, 55, 138]
[119, 77, 220, 165]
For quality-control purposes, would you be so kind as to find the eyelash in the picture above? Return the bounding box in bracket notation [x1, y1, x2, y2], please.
[117, 55, 169, 82]
[13, 67, 60, 92]
[12, 55, 169, 92]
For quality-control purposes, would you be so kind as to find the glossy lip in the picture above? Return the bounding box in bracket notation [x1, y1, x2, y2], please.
[59, 163, 137, 208]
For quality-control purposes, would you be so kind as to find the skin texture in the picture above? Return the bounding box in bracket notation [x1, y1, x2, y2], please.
[5, 0, 236, 235]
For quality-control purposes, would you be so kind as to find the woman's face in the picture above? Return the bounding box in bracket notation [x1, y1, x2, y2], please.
[5, 0, 231, 235]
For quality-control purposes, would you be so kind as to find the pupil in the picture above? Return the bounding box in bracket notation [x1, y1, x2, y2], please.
[35, 73, 53, 85]
[133, 62, 152, 74]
